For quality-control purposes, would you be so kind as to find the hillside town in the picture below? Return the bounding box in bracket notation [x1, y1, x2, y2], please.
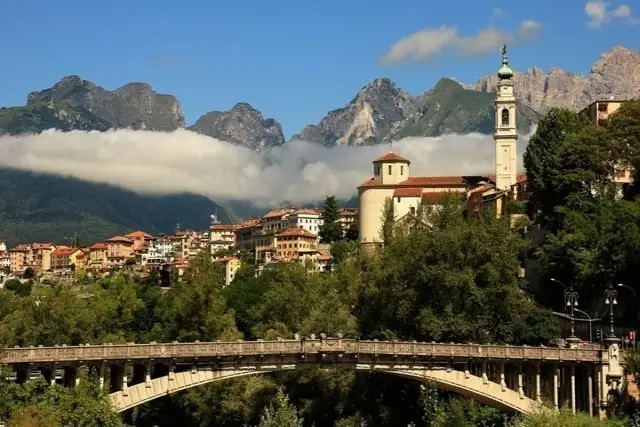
[0, 206, 359, 288]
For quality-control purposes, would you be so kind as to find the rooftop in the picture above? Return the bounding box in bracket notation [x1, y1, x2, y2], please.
[277, 227, 317, 238]
[373, 152, 410, 164]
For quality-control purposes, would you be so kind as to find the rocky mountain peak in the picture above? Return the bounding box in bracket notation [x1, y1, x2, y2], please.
[188, 103, 285, 151]
[291, 77, 417, 146]
[475, 46, 640, 113]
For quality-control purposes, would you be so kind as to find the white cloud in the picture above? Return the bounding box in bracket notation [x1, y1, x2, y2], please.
[585, 1, 639, 28]
[380, 20, 541, 65]
[0, 128, 535, 207]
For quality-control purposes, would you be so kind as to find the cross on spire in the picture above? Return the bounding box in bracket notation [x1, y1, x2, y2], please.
[501, 44, 508, 65]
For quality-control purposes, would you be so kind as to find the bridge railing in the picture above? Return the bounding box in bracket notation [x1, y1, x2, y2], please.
[0, 339, 602, 365]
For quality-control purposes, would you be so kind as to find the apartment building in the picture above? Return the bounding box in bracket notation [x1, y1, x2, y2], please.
[106, 236, 134, 267]
[275, 227, 318, 261]
[287, 209, 323, 235]
[210, 224, 236, 254]
[50, 246, 76, 272]
[338, 208, 358, 233]
[87, 243, 108, 270]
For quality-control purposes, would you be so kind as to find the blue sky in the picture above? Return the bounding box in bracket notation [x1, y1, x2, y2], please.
[1, 0, 638, 138]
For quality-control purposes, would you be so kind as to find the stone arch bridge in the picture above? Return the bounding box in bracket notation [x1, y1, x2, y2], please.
[0, 338, 625, 418]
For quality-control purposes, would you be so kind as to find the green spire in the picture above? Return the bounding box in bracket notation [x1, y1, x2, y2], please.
[497, 44, 513, 80]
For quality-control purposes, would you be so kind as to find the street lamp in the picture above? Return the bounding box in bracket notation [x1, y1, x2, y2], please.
[573, 308, 593, 342]
[604, 283, 636, 344]
[551, 278, 580, 342]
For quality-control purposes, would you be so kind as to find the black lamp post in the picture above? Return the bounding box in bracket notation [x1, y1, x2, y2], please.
[551, 278, 580, 342]
[604, 283, 636, 344]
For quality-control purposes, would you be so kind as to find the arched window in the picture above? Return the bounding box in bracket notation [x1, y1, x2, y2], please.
[501, 108, 510, 126]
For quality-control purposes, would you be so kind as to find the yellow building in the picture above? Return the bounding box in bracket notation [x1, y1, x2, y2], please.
[216, 256, 241, 287]
[580, 99, 630, 126]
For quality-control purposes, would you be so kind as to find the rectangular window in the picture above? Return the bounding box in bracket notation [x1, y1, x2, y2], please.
[397, 197, 401, 203]
[388, 165, 392, 175]
[410, 207, 416, 215]
[401, 165, 404, 175]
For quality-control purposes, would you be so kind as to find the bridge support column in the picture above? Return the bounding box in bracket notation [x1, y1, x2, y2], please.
[98, 362, 106, 390]
[588, 366, 593, 417]
[553, 365, 559, 410]
[499, 362, 506, 392]
[481, 361, 488, 384]
[570, 364, 576, 414]
[168, 363, 175, 382]
[48, 364, 56, 386]
[122, 364, 129, 397]
[145, 361, 152, 388]
[518, 367, 524, 399]
[535, 363, 541, 403]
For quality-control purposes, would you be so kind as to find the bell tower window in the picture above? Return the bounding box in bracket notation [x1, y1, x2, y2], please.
[388, 165, 392, 175]
[501, 108, 509, 126]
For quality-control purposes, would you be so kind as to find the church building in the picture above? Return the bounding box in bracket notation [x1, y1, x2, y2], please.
[358, 45, 524, 245]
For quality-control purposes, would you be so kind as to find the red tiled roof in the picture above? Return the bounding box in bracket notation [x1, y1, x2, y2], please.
[52, 247, 75, 257]
[210, 224, 237, 231]
[106, 236, 133, 244]
[10, 245, 30, 252]
[277, 227, 317, 238]
[293, 208, 321, 216]
[32, 242, 54, 250]
[373, 152, 410, 164]
[90, 243, 108, 250]
[359, 176, 466, 189]
[393, 187, 423, 197]
[175, 258, 189, 266]
[263, 208, 296, 219]
[236, 218, 262, 229]
[125, 230, 153, 240]
[421, 192, 456, 203]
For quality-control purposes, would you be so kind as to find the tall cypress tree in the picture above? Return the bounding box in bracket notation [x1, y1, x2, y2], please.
[319, 196, 343, 244]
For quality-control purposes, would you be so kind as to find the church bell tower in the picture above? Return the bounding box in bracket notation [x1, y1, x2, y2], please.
[494, 44, 517, 192]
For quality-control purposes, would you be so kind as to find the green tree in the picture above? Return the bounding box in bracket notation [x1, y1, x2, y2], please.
[523, 108, 590, 228]
[22, 267, 35, 279]
[380, 197, 394, 245]
[345, 220, 359, 241]
[4, 278, 31, 297]
[258, 388, 303, 427]
[319, 196, 343, 244]
[164, 252, 240, 341]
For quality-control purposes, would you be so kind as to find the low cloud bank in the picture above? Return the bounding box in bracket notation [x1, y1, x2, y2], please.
[0, 128, 534, 207]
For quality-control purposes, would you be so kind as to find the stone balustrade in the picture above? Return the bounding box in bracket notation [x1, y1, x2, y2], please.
[0, 339, 602, 365]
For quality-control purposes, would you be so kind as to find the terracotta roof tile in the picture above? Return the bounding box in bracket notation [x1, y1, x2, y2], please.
[125, 230, 153, 239]
[421, 192, 457, 203]
[90, 243, 108, 250]
[393, 187, 423, 197]
[359, 176, 466, 189]
[263, 208, 296, 219]
[210, 224, 237, 231]
[106, 236, 133, 244]
[292, 208, 321, 216]
[52, 247, 75, 256]
[373, 152, 410, 164]
[277, 227, 317, 238]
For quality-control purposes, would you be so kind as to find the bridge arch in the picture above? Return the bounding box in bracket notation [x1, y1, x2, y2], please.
[109, 364, 539, 414]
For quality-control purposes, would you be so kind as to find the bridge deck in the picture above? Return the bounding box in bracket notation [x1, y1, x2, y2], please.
[1, 339, 602, 365]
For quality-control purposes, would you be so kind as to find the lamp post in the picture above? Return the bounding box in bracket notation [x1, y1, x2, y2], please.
[604, 283, 636, 344]
[573, 308, 593, 342]
[551, 278, 580, 343]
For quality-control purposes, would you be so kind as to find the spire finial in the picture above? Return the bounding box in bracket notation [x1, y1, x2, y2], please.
[497, 44, 513, 80]
[389, 139, 393, 153]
